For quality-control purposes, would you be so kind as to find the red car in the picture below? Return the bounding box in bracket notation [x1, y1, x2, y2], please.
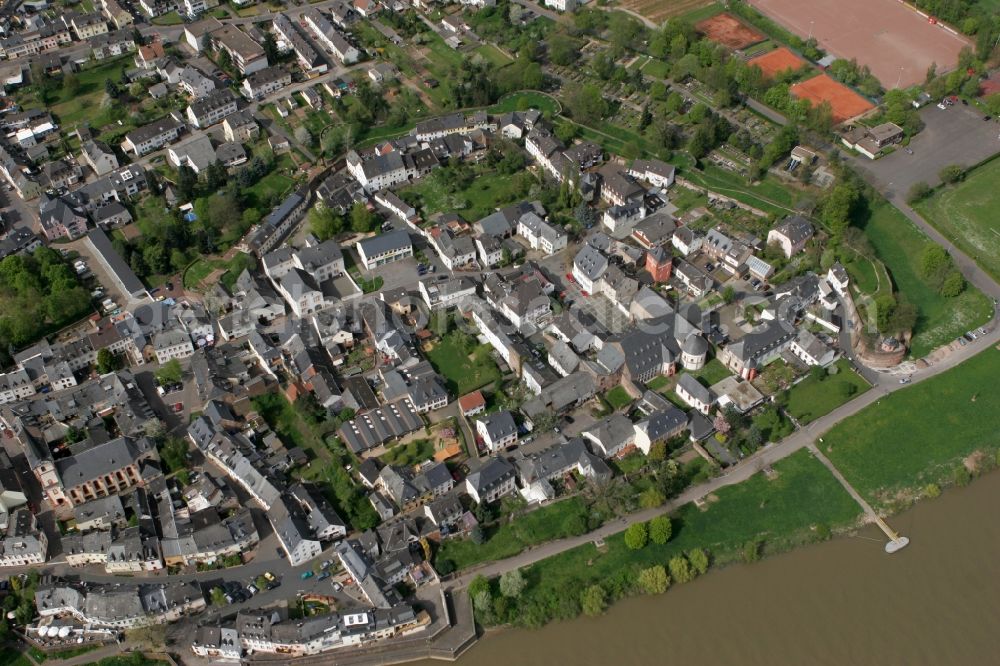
[173, 403, 184, 413]
[580, 290, 590, 297]
[565, 273, 575, 284]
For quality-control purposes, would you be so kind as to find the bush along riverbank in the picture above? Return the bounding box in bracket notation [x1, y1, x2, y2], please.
[469, 450, 863, 629]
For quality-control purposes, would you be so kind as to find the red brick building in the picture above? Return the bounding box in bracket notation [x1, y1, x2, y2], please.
[645, 246, 672, 283]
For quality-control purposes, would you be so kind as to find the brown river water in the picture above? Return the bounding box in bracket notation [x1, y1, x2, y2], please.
[418, 470, 1000, 666]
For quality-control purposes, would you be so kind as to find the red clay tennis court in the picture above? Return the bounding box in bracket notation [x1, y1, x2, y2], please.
[748, 0, 970, 88]
[695, 13, 765, 50]
[747, 47, 807, 79]
[790, 74, 874, 123]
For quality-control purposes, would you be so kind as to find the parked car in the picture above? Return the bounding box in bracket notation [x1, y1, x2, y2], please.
[247, 584, 259, 596]
[300, 570, 314, 580]
[318, 571, 331, 581]
[263, 571, 275, 581]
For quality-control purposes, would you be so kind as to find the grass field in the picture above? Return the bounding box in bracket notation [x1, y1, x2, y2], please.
[642, 58, 671, 79]
[403, 169, 530, 220]
[437, 497, 591, 570]
[489, 91, 561, 115]
[825, 347, 1000, 510]
[425, 337, 502, 395]
[152, 10, 184, 24]
[861, 203, 992, 358]
[382, 438, 435, 467]
[24, 54, 137, 128]
[518, 449, 861, 601]
[475, 44, 514, 67]
[183, 253, 257, 291]
[618, 0, 717, 24]
[785, 359, 871, 425]
[916, 157, 1000, 284]
[605, 386, 634, 410]
[244, 157, 297, 210]
[690, 358, 731, 386]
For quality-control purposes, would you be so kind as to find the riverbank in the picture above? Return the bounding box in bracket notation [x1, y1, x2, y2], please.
[460, 346, 1000, 631]
[441, 467, 1000, 666]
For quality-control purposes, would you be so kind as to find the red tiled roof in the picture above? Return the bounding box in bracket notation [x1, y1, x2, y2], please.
[458, 390, 486, 411]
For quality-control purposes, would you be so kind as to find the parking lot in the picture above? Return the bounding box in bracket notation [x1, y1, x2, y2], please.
[852, 103, 1000, 197]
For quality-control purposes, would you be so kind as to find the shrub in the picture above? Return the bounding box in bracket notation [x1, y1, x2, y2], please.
[637, 565, 670, 594]
[648, 515, 672, 545]
[580, 584, 606, 616]
[624, 522, 649, 550]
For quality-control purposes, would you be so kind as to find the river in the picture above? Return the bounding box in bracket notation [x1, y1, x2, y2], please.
[425, 470, 1000, 666]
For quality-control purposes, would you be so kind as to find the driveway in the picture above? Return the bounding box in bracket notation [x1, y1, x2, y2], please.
[851, 104, 1000, 197]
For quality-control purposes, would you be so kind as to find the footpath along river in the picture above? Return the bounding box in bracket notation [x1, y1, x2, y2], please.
[418, 469, 1000, 666]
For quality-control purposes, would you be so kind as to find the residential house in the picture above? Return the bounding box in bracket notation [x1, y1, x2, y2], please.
[633, 407, 687, 455]
[672, 226, 703, 257]
[676, 374, 712, 415]
[581, 414, 635, 458]
[223, 110, 259, 143]
[122, 117, 183, 156]
[475, 410, 518, 452]
[767, 215, 815, 258]
[167, 134, 217, 174]
[789, 329, 836, 367]
[627, 158, 675, 189]
[357, 230, 412, 270]
[464, 456, 516, 505]
[186, 89, 238, 128]
[241, 66, 291, 100]
[179, 66, 216, 98]
[457, 390, 486, 417]
[81, 140, 119, 176]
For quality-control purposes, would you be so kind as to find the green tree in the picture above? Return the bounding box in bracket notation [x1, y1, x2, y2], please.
[155, 358, 183, 385]
[919, 243, 950, 282]
[649, 515, 672, 544]
[940, 270, 966, 297]
[939, 164, 966, 184]
[688, 548, 709, 575]
[721, 286, 736, 304]
[210, 587, 227, 606]
[624, 522, 649, 550]
[499, 569, 526, 598]
[637, 565, 670, 594]
[159, 437, 189, 472]
[95, 348, 121, 374]
[309, 203, 344, 241]
[580, 584, 606, 616]
[647, 441, 667, 461]
[547, 33, 580, 66]
[668, 555, 695, 583]
[350, 201, 377, 233]
[742, 539, 762, 563]
[564, 83, 608, 125]
[821, 183, 861, 237]
[639, 487, 665, 509]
